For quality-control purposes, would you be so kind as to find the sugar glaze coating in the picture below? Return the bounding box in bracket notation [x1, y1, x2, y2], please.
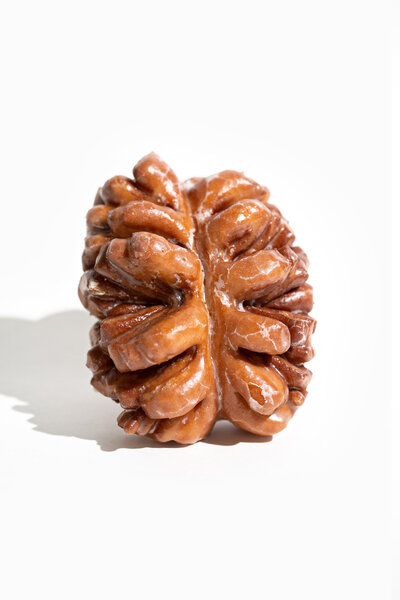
[79, 154, 315, 444]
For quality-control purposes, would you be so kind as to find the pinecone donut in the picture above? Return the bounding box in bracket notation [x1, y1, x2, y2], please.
[79, 154, 315, 444]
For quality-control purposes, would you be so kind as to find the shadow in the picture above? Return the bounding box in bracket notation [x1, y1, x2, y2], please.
[0, 310, 271, 451]
[204, 421, 272, 446]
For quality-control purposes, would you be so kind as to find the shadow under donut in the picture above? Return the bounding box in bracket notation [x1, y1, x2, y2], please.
[0, 310, 271, 451]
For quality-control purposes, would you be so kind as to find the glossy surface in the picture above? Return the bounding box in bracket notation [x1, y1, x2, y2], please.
[79, 154, 315, 443]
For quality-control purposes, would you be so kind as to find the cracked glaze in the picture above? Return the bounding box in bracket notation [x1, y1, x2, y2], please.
[78, 154, 316, 444]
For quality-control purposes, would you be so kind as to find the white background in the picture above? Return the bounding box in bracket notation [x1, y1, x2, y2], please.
[0, 1, 395, 599]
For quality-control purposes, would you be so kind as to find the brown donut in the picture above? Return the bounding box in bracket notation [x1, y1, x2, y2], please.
[79, 154, 315, 444]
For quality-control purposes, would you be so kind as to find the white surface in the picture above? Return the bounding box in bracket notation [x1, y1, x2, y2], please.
[0, 1, 394, 599]
[391, 2, 399, 597]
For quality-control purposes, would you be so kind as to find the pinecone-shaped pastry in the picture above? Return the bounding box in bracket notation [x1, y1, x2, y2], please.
[79, 154, 315, 444]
